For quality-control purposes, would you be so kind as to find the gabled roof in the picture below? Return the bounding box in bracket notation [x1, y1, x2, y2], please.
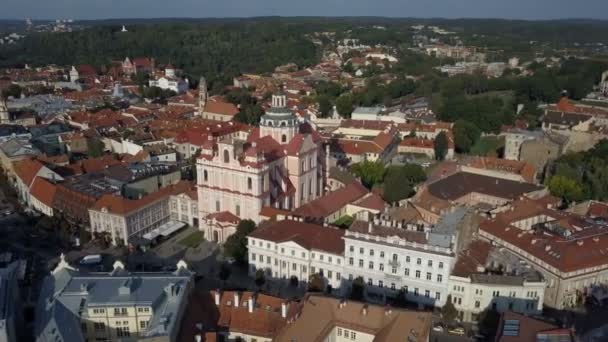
[293, 181, 369, 219]
[13, 158, 45, 186]
[249, 220, 345, 255]
[204, 100, 239, 117]
[30, 177, 57, 208]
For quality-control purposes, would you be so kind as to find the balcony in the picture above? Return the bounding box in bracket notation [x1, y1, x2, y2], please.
[388, 259, 401, 268]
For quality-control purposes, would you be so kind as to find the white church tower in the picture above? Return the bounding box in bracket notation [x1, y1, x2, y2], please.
[259, 93, 298, 144]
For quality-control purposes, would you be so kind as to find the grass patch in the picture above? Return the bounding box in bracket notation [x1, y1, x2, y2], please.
[332, 215, 354, 229]
[470, 136, 504, 157]
[179, 231, 204, 248]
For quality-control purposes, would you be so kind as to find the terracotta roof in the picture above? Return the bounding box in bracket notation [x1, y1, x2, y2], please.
[274, 295, 432, 342]
[462, 156, 537, 183]
[495, 311, 571, 342]
[91, 181, 192, 215]
[451, 240, 493, 277]
[259, 206, 292, 219]
[249, 220, 345, 255]
[13, 158, 45, 186]
[480, 198, 608, 273]
[204, 100, 239, 117]
[427, 172, 543, 201]
[206, 211, 240, 224]
[30, 177, 57, 208]
[352, 193, 386, 211]
[293, 181, 369, 219]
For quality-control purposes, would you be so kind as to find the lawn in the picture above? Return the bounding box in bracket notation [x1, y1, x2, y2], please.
[179, 231, 204, 248]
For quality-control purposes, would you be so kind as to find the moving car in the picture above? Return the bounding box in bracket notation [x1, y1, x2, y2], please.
[448, 326, 466, 336]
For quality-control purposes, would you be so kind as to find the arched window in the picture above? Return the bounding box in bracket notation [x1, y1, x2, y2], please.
[223, 149, 230, 163]
[268, 121, 273, 127]
[281, 121, 286, 127]
[203, 170, 208, 182]
[281, 134, 287, 143]
[247, 177, 252, 190]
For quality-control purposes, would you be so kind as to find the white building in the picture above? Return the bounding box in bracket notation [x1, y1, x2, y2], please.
[148, 66, 189, 94]
[448, 240, 546, 322]
[342, 214, 460, 308]
[247, 220, 345, 290]
[169, 189, 199, 228]
[88, 181, 192, 245]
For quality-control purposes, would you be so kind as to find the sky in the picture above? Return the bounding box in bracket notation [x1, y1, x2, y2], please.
[2, 0, 608, 20]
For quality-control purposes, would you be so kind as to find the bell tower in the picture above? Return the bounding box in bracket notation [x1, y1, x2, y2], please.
[198, 77, 208, 116]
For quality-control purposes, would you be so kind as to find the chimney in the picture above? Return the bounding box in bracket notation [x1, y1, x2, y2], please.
[248, 297, 254, 313]
[234, 292, 240, 306]
[214, 291, 220, 306]
[281, 302, 288, 318]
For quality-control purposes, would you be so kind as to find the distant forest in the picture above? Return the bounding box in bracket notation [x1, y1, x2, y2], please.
[1, 18, 608, 89]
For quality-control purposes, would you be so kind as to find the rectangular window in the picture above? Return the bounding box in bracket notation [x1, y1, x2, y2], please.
[336, 272, 341, 280]
[235, 204, 241, 216]
[117, 327, 130, 337]
[369, 249, 374, 256]
[428, 260, 433, 267]
[359, 259, 364, 267]
[405, 268, 409, 276]
[215, 200, 220, 212]
[392, 267, 397, 274]
[140, 320, 148, 329]
[439, 262, 444, 269]
[415, 270, 420, 278]
[426, 272, 432, 281]
[475, 301, 480, 308]
[369, 261, 374, 270]
[94, 322, 105, 331]
[425, 290, 430, 298]
[337, 328, 342, 336]
[435, 292, 441, 300]
[380, 251, 385, 258]
[437, 274, 443, 283]
[349, 257, 354, 265]
[406, 256, 410, 263]
[379, 264, 384, 271]
[417, 258, 421, 265]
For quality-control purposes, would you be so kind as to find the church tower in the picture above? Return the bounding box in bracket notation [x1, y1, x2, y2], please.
[259, 92, 298, 144]
[198, 77, 208, 116]
[0, 97, 9, 124]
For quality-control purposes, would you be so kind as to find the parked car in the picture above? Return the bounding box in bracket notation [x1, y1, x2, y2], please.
[79, 254, 102, 265]
[432, 323, 444, 332]
[448, 326, 466, 336]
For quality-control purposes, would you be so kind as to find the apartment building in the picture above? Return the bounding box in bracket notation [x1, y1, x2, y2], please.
[342, 219, 456, 307]
[247, 220, 345, 290]
[448, 240, 546, 322]
[89, 181, 192, 245]
[35, 256, 193, 342]
[479, 197, 608, 309]
[274, 295, 432, 342]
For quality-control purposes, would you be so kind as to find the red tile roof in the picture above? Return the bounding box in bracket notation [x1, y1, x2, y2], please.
[250, 220, 345, 255]
[13, 158, 45, 186]
[30, 177, 57, 208]
[91, 181, 193, 215]
[204, 100, 239, 117]
[206, 211, 240, 224]
[294, 181, 369, 219]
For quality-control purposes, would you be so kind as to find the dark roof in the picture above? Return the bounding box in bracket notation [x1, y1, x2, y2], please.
[427, 172, 543, 201]
[249, 220, 345, 255]
[543, 111, 591, 127]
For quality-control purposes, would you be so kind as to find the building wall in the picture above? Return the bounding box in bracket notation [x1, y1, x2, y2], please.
[448, 276, 545, 322]
[247, 238, 345, 290]
[520, 139, 561, 175]
[343, 235, 453, 307]
[169, 194, 198, 227]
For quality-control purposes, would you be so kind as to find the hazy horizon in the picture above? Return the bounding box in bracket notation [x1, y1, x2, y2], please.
[3, 0, 608, 21]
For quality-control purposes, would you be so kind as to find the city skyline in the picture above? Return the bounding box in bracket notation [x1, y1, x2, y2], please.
[2, 0, 608, 20]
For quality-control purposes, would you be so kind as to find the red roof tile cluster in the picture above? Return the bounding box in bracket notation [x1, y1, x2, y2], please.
[481, 198, 608, 273]
[203, 99, 239, 117]
[293, 181, 368, 219]
[91, 181, 193, 215]
[206, 211, 240, 224]
[30, 177, 58, 208]
[13, 158, 45, 186]
[251, 220, 345, 254]
[462, 156, 537, 183]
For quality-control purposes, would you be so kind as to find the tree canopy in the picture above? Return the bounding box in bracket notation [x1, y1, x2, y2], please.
[223, 219, 256, 265]
[434, 131, 449, 161]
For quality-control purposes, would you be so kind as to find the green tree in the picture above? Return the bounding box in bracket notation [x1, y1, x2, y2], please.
[383, 164, 426, 203]
[87, 138, 105, 158]
[1, 84, 22, 99]
[351, 160, 385, 189]
[223, 219, 256, 265]
[316, 95, 332, 118]
[308, 273, 325, 292]
[434, 131, 449, 161]
[547, 175, 583, 203]
[441, 295, 459, 323]
[350, 276, 365, 301]
[335, 93, 354, 118]
[453, 120, 481, 153]
[255, 269, 266, 288]
[219, 264, 231, 284]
